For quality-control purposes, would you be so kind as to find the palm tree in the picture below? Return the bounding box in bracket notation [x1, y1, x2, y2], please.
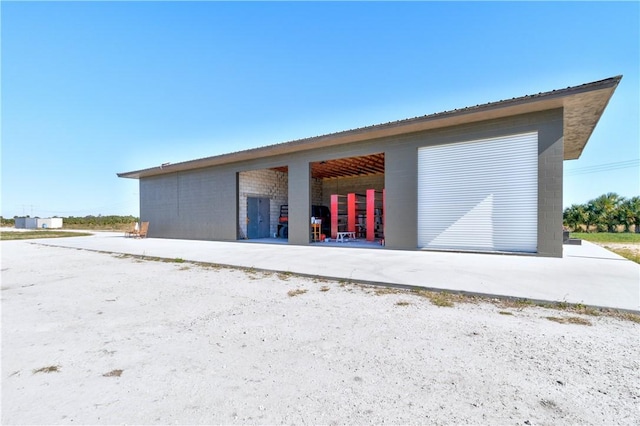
[617, 199, 633, 232]
[563, 204, 588, 232]
[584, 201, 598, 232]
[621, 196, 640, 233]
[590, 193, 623, 232]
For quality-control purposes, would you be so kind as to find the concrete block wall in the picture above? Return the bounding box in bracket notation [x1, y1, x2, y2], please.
[140, 168, 237, 241]
[140, 173, 178, 238]
[321, 174, 385, 207]
[537, 117, 564, 257]
[287, 159, 311, 245]
[311, 178, 323, 205]
[238, 169, 288, 238]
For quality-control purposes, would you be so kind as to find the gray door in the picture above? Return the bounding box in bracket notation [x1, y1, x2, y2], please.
[247, 197, 270, 239]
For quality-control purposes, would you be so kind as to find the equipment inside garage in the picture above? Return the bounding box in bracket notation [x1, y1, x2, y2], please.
[330, 189, 385, 242]
[270, 152, 386, 246]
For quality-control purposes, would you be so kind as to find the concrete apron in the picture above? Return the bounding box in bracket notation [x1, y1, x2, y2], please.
[31, 232, 640, 312]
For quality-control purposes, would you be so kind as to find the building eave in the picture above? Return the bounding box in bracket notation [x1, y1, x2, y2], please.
[118, 76, 621, 179]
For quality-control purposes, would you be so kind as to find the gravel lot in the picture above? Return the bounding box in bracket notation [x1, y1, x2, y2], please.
[2, 241, 639, 425]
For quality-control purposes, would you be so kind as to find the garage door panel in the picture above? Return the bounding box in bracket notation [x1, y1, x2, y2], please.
[418, 132, 538, 253]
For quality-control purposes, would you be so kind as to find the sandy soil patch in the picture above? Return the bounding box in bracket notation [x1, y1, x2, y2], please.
[2, 242, 639, 425]
[596, 242, 640, 257]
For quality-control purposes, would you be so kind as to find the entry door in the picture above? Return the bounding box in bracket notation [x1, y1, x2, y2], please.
[247, 197, 270, 239]
[417, 132, 538, 253]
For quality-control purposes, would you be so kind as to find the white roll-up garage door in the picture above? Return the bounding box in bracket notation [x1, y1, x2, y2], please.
[418, 132, 538, 253]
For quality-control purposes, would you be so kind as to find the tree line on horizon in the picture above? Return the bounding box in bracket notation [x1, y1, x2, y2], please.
[0, 215, 139, 228]
[563, 193, 640, 233]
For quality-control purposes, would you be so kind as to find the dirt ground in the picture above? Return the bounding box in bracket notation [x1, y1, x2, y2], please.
[596, 242, 640, 257]
[2, 242, 639, 425]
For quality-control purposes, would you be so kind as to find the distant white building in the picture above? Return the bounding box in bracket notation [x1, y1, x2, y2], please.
[14, 217, 63, 229]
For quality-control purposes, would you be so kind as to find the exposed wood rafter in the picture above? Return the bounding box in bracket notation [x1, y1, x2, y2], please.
[271, 153, 385, 180]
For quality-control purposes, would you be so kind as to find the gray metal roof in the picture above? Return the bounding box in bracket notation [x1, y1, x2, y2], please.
[118, 76, 622, 179]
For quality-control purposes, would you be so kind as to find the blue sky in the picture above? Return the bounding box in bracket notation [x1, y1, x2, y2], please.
[2, 1, 638, 218]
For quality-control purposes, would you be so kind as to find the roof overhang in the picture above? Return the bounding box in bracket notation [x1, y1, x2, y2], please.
[118, 76, 621, 179]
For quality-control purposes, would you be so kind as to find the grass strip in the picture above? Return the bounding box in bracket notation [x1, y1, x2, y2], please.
[570, 232, 640, 244]
[0, 231, 92, 240]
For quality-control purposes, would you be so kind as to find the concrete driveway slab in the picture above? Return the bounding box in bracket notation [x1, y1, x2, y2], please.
[29, 231, 640, 311]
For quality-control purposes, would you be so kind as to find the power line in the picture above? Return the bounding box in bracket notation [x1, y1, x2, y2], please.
[566, 159, 638, 172]
[565, 159, 639, 176]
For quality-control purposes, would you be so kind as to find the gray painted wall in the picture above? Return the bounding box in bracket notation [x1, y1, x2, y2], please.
[537, 119, 564, 257]
[287, 159, 311, 245]
[139, 109, 564, 257]
[140, 167, 236, 240]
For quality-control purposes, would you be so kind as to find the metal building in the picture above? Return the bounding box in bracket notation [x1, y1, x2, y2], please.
[14, 217, 63, 229]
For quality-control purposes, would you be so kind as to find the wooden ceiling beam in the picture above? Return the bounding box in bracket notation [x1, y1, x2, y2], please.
[272, 153, 385, 179]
